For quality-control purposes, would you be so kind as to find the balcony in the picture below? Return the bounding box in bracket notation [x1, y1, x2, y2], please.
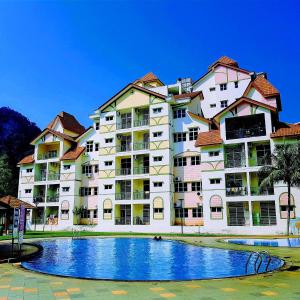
[250, 186, 274, 196]
[35, 174, 47, 182]
[115, 192, 131, 200]
[115, 168, 131, 176]
[116, 121, 132, 130]
[115, 217, 131, 225]
[249, 156, 272, 167]
[47, 173, 60, 181]
[33, 196, 45, 203]
[47, 194, 59, 203]
[133, 216, 150, 225]
[225, 158, 246, 168]
[116, 144, 131, 152]
[134, 118, 149, 127]
[133, 166, 149, 175]
[133, 142, 149, 151]
[133, 191, 150, 200]
[37, 152, 58, 160]
[226, 186, 248, 196]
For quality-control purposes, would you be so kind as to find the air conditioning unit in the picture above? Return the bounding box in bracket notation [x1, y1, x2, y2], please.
[174, 176, 181, 182]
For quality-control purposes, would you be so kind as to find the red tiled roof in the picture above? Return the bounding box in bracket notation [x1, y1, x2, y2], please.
[18, 154, 34, 165]
[48, 111, 85, 135]
[137, 72, 158, 83]
[61, 146, 85, 161]
[209, 56, 239, 69]
[195, 130, 223, 147]
[271, 123, 300, 138]
[187, 111, 210, 124]
[173, 91, 203, 100]
[0, 195, 35, 209]
[252, 74, 279, 98]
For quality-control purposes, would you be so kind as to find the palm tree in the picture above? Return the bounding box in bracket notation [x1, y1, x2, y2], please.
[259, 142, 300, 235]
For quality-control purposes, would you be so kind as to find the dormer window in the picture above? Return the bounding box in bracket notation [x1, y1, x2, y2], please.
[153, 107, 162, 114]
[105, 116, 114, 121]
[173, 108, 186, 119]
[220, 84, 227, 91]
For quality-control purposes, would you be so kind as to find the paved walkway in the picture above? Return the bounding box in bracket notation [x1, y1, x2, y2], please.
[0, 236, 300, 299]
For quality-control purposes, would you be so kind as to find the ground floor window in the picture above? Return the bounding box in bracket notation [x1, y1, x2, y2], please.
[192, 207, 203, 218]
[227, 202, 249, 226]
[175, 208, 188, 218]
[280, 205, 296, 219]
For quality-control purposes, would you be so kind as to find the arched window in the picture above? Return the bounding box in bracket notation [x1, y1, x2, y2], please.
[153, 197, 164, 220]
[103, 199, 112, 220]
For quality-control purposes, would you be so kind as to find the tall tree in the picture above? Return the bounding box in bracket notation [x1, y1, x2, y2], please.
[0, 155, 14, 196]
[259, 142, 300, 235]
[0, 107, 41, 196]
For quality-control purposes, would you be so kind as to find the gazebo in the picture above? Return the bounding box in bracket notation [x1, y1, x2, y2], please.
[0, 195, 34, 235]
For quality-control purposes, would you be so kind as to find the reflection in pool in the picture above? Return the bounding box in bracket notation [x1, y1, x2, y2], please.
[22, 238, 283, 280]
[226, 238, 300, 247]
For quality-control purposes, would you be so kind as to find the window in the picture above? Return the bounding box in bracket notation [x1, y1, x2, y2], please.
[153, 156, 163, 162]
[105, 161, 113, 166]
[174, 182, 188, 192]
[94, 209, 98, 218]
[210, 104, 216, 108]
[104, 209, 112, 214]
[189, 127, 198, 141]
[86, 141, 93, 152]
[191, 156, 201, 165]
[153, 132, 162, 138]
[95, 122, 100, 130]
[94, 187, 98, 195]
[105, 116, 114, 121]
[234, 81, 239, 88]
[220, 100, 228, 108]
[174, 157, 187, 167]
[81, 209, 91, 219]
[82, 165, 92, 175]
[26, 168, 33, 173]
[153, 107, 162, 114]
[173, 132, 186, 142]
[175, 208, 188, 218]
[25, 189, 31, 194]
[104, 184, 113, 190]
[173, 108, 186, 119]
[80, 187, 92, 196]
[153, 182, 163, 187]
[220, 83, 227, 91]
[105, 138, 113, 143]
[94, 165, 99, 173]
[191, 182, 202, 192]
[210, 178, 221, 184]
[192, 207, 203, 218]
[95, 143, 99, 151]
[211, 207, 222, 212]
[63, 165, 71, 170]
[62, 187, 70, 192]
[209, 151, 219, 157]
[209, 87, 216, 92]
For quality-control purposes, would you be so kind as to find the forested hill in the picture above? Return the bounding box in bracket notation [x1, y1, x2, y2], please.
[0, 107, 41, 196]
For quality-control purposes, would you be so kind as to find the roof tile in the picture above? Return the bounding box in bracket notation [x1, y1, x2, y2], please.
[195, 130, 223, 147]
[252, 74, 279, 98]
[271, 123, 300, 138]
[61, 146, 85, 161]
[18, 154, 34, 165]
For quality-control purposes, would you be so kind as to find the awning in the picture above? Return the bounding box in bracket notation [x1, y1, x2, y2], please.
[0, 195, 34, 209]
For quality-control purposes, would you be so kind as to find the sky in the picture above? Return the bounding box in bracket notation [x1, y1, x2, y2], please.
[0, 0, 299, 129]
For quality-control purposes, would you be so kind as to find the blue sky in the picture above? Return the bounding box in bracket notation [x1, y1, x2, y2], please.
[0, 0, 299, 129]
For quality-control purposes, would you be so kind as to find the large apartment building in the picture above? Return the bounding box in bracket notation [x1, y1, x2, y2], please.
[18, 56, 300, 234]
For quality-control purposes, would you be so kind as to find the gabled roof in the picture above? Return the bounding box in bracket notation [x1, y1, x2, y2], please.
[98, 83, 166, 111]
[187, 111, 210, 124]
[209, 56, 239, 69]
[75, 126, 93, 142]
[61, 146, 85, 161]
[173, 91, 204, 100]
[31, 128, 75, 145]
[18, 154, 34, 165]
[271, 123, 300, 138]
[0, 195, 35, 209]
[213, 97, 277, 121]
[134, 72, 164, 86]
[48, 111, 85, 135]
[195, 130, 223, 147]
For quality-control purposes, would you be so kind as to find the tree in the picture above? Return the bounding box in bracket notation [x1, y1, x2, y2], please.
[259, 142, 300, 235]
[0, 107, 41, 196]
[0, 154, 14, 196]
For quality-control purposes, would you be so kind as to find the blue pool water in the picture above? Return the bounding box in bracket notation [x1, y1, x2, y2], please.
[226, 238, 300, 248]
[22, 238, 283, 280]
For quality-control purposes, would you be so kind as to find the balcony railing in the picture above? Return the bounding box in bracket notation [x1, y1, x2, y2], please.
[225, 159, 246, 168]
[116, 121, 132, 130]
[133, 191, 150, 200]
[133, 216, 150, 225]
[33, 196, 45, 203]
[35, 174, 47, 182]
[37, 152, 58, 160]
[133, 166, 149, 175]
[47, 173, 60, 181]
[115, 192, 131, 200]
[134, 118, 149, 127]
[252, 216, 277, 226]
[115, 217, 131, 225]
[226, 186, 248, 196]
[228, 217, 248, 226]
[115, 168, 131, 176]
[250, 186, 274, 196]
[226, 127, 266, 140]
[47, 195, 59, 203]
[249, 156, 272, 167]
[133, 142, 149, 151]
[116, 144, 131, 152]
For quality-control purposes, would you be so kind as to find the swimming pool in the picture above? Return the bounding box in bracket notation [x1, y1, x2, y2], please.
[22, 238, 283, 281]
[226, 238, 300, 248]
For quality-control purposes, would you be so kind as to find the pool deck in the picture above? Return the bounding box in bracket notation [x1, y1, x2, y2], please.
[0, 235, 300, 299]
